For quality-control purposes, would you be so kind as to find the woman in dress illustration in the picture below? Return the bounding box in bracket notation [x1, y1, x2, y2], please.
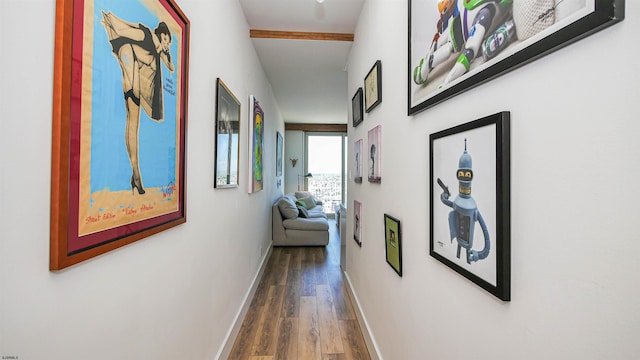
[101, 11, 174, 194]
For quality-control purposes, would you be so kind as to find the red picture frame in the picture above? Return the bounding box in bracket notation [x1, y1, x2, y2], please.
[50, 0, 190, 270]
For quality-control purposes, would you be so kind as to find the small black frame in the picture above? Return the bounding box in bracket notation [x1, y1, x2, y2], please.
[364, 60, 382, 112]
[352, 87, 364, 127]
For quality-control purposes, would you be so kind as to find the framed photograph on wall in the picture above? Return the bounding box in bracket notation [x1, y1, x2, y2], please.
[354, 200, 362, 247]
[354, 139, 363, 184]
[364, 60, 382, 112]
[50, 0, 190, 270]
[248, 95, 264, 193]
[409, 0, 625, 114]
[368, 125, 382, 183]
[276, 131, 283, 177]
[214, 78, 240, 188]
[384, 214, 403, 277]
[352, 87, 364, 127]
[429, 111, 510, 300]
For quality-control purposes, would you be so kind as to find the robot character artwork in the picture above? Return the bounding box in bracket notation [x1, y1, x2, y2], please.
[437, 139, 490, 264]
[413, 0, 516, 87]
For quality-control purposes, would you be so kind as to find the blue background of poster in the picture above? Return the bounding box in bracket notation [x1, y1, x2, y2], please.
[90, 0, 178, 194]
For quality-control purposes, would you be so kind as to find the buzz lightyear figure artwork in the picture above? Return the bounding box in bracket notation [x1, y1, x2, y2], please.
[413, 0, 515, 87]
[437, 139, 490, 264]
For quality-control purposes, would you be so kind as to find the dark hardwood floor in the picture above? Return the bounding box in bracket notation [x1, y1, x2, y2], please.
[228, 219, 370, 360]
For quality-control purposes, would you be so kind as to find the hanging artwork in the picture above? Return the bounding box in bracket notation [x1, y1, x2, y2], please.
[429, 111, 511, 300]
[50, 0, 190, 270]
[368, 125, 382, 183]
[214, 78, 240, 188]
[409, 0, 625, 114]
[276, 131, 283, 177]
[354, 200, 362, 247]
[384, 214, 403, 277]
[354, 139, 363, 184]
[248, 95, 264, 193]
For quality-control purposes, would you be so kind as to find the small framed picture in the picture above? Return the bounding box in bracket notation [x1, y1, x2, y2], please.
[364, 60, 382, 112]
[429, 111, 510, 301]
[276, 131, 283, 177]
[384, 214, 402, 277]
[352, 87, 363, 127]
[354, 200, 362, 247]
[354, 139, 363, 184]
[368, 125, 381, 183]
[215, 78, 241, 188]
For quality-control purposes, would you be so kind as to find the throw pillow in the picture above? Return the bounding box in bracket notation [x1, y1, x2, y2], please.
[300, 196, 316, 210]
[294, 191, 312, 199]
[297, 205, 309, 218]
[278, 197, 299, 219]
[295, 200, 307, 209]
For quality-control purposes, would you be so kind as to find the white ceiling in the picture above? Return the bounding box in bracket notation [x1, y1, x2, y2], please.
[239, 0, 365, 124]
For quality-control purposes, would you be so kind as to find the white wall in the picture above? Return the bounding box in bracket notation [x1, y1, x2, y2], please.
[346, 1, 640, 359]
[0, 1, 284, 359]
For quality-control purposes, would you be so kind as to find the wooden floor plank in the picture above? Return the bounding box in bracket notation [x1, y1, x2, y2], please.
[338, 320, 370, 360]
[327, 268, 356, 320]
[274, 317, 298, 360]
[252, 285, 286, 356]
[301, 252, 317, 297]
[316, 284, 345, 355]
[228, 304, 264, 360]
[299, 296, 322, 360]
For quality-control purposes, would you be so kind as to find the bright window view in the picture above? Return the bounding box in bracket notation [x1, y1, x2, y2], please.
[306, 135, 343, 215]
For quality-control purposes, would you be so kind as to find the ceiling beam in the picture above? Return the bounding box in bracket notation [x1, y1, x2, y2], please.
[250, 29, 354, 42]
[285, 123, 347, 132]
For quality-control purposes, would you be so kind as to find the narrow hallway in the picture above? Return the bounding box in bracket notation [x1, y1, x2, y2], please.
[228, 220, 370, 359]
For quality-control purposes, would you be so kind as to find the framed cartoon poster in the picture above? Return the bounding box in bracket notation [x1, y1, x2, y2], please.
[50, 0, 190, 270]
[409, 0, 625, 114]
[248, 95, 264, 193]
[429, 112, 510, 300]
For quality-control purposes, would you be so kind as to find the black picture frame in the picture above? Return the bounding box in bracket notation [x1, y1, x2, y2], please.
[384, 214, 403, 277]
[364, 60, 382, 112]
[214, 78, 241, 188]
[352, 87, 363, 127]
[276, 131, 283, 177]
[429, 112, 510, 301]
[409, 0, 625, 115]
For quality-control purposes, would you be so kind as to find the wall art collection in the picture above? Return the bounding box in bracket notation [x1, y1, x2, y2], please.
[50, 0, 190, 270]
[345, 0, 624, 299]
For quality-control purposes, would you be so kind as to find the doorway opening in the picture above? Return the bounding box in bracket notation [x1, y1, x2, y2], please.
[304, 132, 347, 217]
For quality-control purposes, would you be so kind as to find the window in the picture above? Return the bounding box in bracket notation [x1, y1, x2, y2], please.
[305, 133, 346, 215]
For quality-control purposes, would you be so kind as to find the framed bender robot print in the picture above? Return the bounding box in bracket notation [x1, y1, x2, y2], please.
[429, 112, 510, 300]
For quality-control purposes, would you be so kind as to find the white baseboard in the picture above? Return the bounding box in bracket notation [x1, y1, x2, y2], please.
[344, 271, 383, 360]
[215, 242, 273, 360]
